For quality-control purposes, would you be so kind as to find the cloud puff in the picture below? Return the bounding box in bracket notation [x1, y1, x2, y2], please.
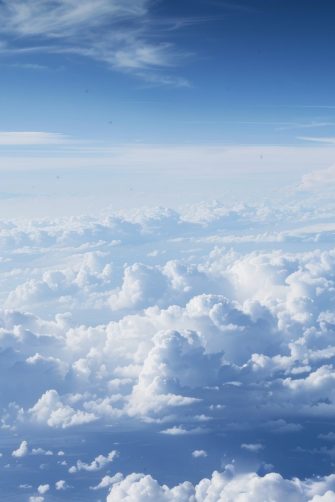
[192, 449, 207, 458]
[37, 484, 49, 495]
[90, 473, 124, 490]
[12, 440, 29, 457]
[160, 426, 208, 436]
[29, 389, 97, 428]
[241, 443, 264, 452]
[55, 479, 70, 490]
[69, 450, 118, 473]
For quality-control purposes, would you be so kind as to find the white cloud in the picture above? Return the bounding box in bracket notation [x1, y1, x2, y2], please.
[160, 426, 208, 436]
[55, 479, 69, 490]
[90, 473, 124, 490]
[0, 0, 189, 85]
[69, 450, 118, 473]
[106, 466, 335, 502]
[29, 389, 97, 428]
[310, 493, 335, 502]
[192, 449, 207, 458]
[241, 443, 264, 452]
[1, 199, 335, 496]
[12, 440, 29, 458]
[0, 131, 69, 145]
[37, 484, 49, 495]
[298, 136, 335, 144]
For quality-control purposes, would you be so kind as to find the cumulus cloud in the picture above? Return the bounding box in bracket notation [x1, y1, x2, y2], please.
[37, 484, 49, 495]
[160, 426, 208, 436]
[90, 473, 124, 490]
[55, 479, 70, 490]
[29, 389, 97, 428]
[1, 200, 335, 496]
[12, 440, 28, 457]
[68, 450, 118, 473]
[192, 449, 207, 458]
[106, 466, 335, 502]
[32, 447, 53, 456]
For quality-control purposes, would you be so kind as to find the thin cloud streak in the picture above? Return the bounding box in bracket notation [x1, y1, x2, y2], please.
[298, 136, 335, 144]
[0, 131, 70, 145]
[1, 143, 335, 174]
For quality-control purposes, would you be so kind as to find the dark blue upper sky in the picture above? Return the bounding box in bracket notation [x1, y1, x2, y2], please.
[1, 0, 335, 146]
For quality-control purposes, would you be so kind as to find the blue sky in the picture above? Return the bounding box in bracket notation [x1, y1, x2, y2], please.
[1, 0, 335, 145]
[1, 0, 335, 217]
[0, 0, 335, 216]
[3, 3, 335, 501]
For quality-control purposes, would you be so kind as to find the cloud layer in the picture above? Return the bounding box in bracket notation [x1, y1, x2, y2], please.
[1, 199, 335, 499]
[106, 466, 335, 502]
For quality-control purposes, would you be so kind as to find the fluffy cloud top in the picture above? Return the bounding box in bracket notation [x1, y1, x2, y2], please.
[69, 450, 118, 474]
[12, 440, 29, 458]
[1, 200, 335, 498]
[106, 466, 335, 502]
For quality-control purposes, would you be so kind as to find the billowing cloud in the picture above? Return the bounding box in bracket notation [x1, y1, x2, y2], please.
[106, 466, 335, 502]
[1, 200, 335, 498]
[69, 450, 118, 473]
[37, 484, 49, 495]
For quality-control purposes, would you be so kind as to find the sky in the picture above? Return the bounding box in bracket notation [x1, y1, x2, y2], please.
[1, 0, 335, 216]
[2, 2, 335, 502]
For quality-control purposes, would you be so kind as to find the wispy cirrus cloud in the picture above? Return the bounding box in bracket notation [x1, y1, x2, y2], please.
[0, 131, 69, 145]
[0, 0, 190, 86]
[298, 136, 335, 144]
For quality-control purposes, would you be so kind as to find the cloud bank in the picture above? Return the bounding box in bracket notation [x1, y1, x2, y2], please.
[1, 199, 335, 499]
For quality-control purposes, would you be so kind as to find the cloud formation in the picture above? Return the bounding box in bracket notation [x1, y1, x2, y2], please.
[0, 0, 189, 85]
[106, 466, 335, 502]
[1, 199, 335, 498]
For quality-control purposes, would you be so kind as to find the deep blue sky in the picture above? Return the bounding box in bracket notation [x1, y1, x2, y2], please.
[1, 0, 335, 145]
